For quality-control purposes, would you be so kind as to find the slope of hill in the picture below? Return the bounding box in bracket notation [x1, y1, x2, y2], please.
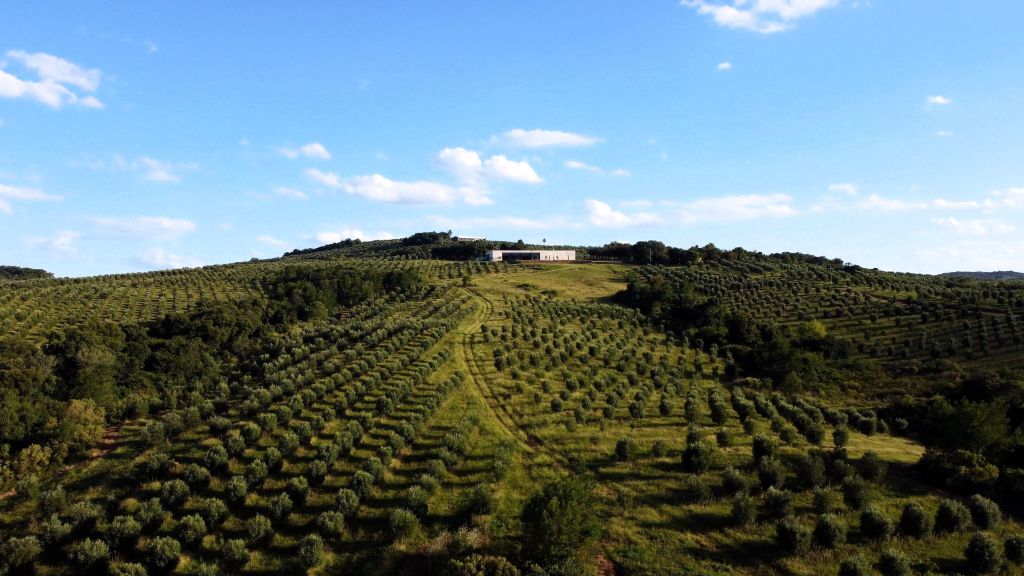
[0, 236, 1022, 576]
[941, 271, 1024, 281]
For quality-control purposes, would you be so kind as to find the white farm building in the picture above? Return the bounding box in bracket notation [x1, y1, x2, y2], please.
[486, 250, 576, 262]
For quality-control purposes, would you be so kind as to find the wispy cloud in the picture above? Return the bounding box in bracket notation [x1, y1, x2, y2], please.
[425, 214, 571, 231]
[92, 216, 196, 240]
[927, 95, 953, 106]
[27, 230, 80, 254]
[273, 186, 308, 200]
[0, 50, 103, 108]
[670, 193, 799, 223]
[717, 61, 733, 71]
[256, 235, 288, 247]
[140, 248, 202, 270]
[932, 217, 1015, 237]
[585, 199, 662, 227]
[306, 169, 476, 205]
[0, 182, 61, 213]
[496, 128, 601, 148]
[564, 160, 630, 177]
[681, 0, 840, 34]
[83, 154, 197, 182]
[278, 142, 331, 160]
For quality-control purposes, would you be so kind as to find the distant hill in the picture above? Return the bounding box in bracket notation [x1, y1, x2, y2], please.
[0, 265, 53, 280]
[940, 271, 1024, 281]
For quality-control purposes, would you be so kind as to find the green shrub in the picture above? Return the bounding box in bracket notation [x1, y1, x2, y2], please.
[858, 451, 887, 482]
[390, 508, 420, 539]
[245, 514, 273, 545]
[757, 457, 786, 490]
[935, 498, 971, 533]
[796, 453, 827, 489]
[298, 534, 324, 568]
[267, 492, 293, 522]
[651, 439, 668, 458]
[221, 538, 250, 570]
[763, 487, 794, 519]
[404, 485, 430, 517]
[752, 434, 777, 463]
[445, 554, 521, 576]
[813, 514, 847, 549]
[878, 549, 911, 576]
[838, 555, 871, 576]
[147, 536, 181, 570]
[68, 537, 110, 570]
[614, 437, 638, 461]
[109, 562, 148, 576]
[812, 488, 842, 514]
[1004, 535, 1024, 565]
[730, 492, 756, 526]
[177, 514, 207, 545]
[40, 514, 73, 545]
[2, 535, 42, 569]
[841, 476, 868, 510]
[135, 498, 166, 531]
[352, 470, 375, 499]
[966, 532, 1002, 573]
[160, 478, 190, 509]
[245, 458, 268, 487]
[107, 515, 141, 548]
[833, 426, 850, 448]
[776, 517, 811, 555]
[716, 429, 733, 447]
[682, 441, 715, 474]
[225, 476, 248, 506]
[682, 475, 712, 503]
[968, 494, 1002, 529]
[520, 475, 600, 564]
[859, 505, 893, 541]
[317, 511, 346, 537]
[722, 467, 748, 495]
[181, 463, 211, 488]
[336, 488, 360, 516]
[285, 476, 310, 505]
[468, 483, 496, 515]
[197, 497, 228, 527]
[898, 502, 932, 538]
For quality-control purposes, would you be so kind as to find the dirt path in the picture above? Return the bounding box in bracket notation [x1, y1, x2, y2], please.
[458, 287, 568, 469]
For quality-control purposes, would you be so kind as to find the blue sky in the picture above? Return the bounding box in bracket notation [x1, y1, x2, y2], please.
[1, 1, 1023, 276]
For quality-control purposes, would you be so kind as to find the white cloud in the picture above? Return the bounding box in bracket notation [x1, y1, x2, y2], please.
[0, 50, 103, 108]
[0, 182, 61, 213]
[141, 248, 202, 270]
[986, 187, 1024, 209]
[937, 130, 955, 137]
[498, 128, 601, 148]
[827, 183, 859, 196]
[681, 0, 840, 34]
[278, 142, 331, 160]
[927, 95, 953, 106]
[305, 168, 342, 188]
[256, 235, 288, 247]
[717, 61, 733, 71]
[565, 160, 603, 174]
[585, 199, 662, 227]
[344, 174, 464, 205]
[564, 160, 630, 177]
[672, 193, 799, 223]
[85, 154, 196, 182]
[92, 216, 196, 240]
[434, 147, 541, 203]
[858, 194, 929, 213]
[27, 230, 80, 254]
[917, 240, 1024, 273]
[273, 186, 308, 200]
[932, 217, 1016, 237]
[314, 229, 395, 244]
[484, 155, 543, 183]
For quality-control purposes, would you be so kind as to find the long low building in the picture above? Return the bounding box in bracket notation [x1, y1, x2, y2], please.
[486, 249, 576, 262]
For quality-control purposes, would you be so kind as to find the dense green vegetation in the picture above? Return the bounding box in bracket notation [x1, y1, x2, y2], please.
[0, 265, 52, 281]
[1, 235, 1023, 575]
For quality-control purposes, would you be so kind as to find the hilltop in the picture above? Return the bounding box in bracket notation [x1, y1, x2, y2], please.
[941, 271, 1024, 281]
[0, 233, 1022, 576]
